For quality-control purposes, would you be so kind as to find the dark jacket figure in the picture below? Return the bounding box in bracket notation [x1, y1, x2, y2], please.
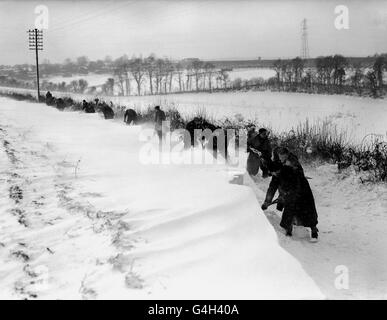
[82, 100, 95, 113]
[45, 91, 54, 106]
[55, 98, 65, 111]
[63, 97, 74, 108]
[154, 106, 166, 139]
[262, 148, 318, 238]
[99, 102, 114, 119]
[124, 108, 137, 125]
[246, 127, 272, 177]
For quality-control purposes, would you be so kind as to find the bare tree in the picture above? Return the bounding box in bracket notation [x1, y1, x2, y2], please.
[128, 57, 145, 96]
[204, 62, 216, 91]
[155, 58, 166, 94]
[191, 59, 204, 91]
[332, 55, 348, 86]
[144, 54, 156, 94]
[350, 63, 364, 90]
[78, 79, 88, 93]
[273, 59, 282, 85]
[218, 69, 229, 89]
[175, 62, 184, 92]
[373, 56, 386, 88]
[164, 58, 175, 93]
[69, 80, 79, 92]
[102, 78, 114, 96]
[113, 55, 130, 96]
[114, 69, 125, 96]
[291, 57, 304, 83]
[366, 70, 377, 96]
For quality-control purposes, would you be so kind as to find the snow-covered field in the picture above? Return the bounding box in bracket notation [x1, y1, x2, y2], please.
[228, 68, 276, 81]
[44, 68, 276, 88]
[44, 73, 109, 87]
[0, 97, 325, 299]
[84, 90, 386, 144]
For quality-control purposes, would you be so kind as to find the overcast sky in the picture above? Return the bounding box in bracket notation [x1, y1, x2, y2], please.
[0, 0, 387, 65]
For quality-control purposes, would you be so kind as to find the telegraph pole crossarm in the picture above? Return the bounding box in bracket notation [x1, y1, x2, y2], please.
[28, 28, 43, 102]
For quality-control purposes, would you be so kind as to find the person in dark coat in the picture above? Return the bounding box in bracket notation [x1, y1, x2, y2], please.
[63, 97, 74, 108]
[124, 108, 138, 125]
[261, 147, 319, 239]
[45, 91, 54, 106]
[55, 98, 65, 111]
[82, 100, 95, 113]
[99, 101, 115, 119]
[154, 106, 166, 141]
[246, 127, 272, 178]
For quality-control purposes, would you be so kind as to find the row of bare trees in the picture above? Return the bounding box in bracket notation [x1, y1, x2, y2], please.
[111, 55, 230, 96]
[271, 54, 387, 96]
[273, 55, 349, 86]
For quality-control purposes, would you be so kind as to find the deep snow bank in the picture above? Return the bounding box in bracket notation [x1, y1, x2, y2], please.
[0, 97, 323, 299]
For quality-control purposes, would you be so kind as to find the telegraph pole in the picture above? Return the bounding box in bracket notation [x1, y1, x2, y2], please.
[28, 29, 43, 101]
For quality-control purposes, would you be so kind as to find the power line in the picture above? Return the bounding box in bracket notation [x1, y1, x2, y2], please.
[49, 1, 139, 33]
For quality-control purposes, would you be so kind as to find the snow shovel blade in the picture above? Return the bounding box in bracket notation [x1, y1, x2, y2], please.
[268, 198, 279, 206]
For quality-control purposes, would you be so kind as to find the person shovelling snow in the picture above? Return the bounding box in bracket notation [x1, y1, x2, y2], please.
[154, 106, 166, 149]
[82, 100, 95, 113]
[246, 127, 272, 179]
[261, 147, 319, 241]
[124, 108, 138, 125]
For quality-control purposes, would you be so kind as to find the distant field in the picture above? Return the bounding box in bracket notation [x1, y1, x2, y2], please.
[114, 91, 387, 143]
[54, 89, 387, 144]
[43, 68, 277, 94]
[44, 73, 110, 87]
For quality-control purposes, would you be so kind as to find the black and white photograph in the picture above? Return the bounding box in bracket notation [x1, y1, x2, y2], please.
[0, 0, 386, 301]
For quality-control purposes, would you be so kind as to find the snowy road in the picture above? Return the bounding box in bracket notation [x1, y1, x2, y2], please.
[0, 97, 323, 299]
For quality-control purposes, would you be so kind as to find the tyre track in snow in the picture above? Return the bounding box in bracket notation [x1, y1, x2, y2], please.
[0, 125, 49, 299]
[0, 123, 144, 299]
[52, 165, 146, 296]
[0, 124, 98, 298]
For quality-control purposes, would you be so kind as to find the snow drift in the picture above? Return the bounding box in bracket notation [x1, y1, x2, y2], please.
[0, 97, 323, 299]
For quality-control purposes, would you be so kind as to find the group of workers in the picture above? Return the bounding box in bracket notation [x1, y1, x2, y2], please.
[45, 91, 115, 119]
[45, 91, 318, 239]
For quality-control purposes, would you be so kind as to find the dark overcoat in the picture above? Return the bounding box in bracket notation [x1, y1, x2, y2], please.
[246, 132, 272, 176]
[101, 105, 114, 119]
[124, 109, 137, 124]
[264, 155, 318, 229]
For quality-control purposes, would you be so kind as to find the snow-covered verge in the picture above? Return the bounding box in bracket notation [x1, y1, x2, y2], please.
[0, 97, 323, 299]
[247, 164, 387, 299]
